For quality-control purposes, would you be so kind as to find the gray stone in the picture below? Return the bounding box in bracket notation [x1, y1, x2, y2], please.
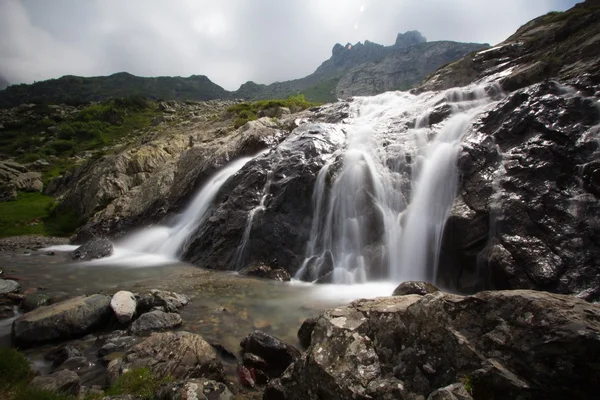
[12, 294, 111, 347]
[156, 379, 234, 400]
[392, 281, 439, 296]
[110, 290, 137, 323]
[71, 238, 113, 261]
[108, 331, 224, 383]
[0, 279, 20, 295]
[31, 369, 81, 396]
[278, 290, 600, 399]
[129, 310, 182, 335]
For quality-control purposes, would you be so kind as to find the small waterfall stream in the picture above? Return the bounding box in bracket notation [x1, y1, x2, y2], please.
[298, 84, 502, 284]
[119, 156, 256, 258]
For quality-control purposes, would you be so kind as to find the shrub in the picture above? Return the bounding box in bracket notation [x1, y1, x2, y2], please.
[105, 367, 171, 400]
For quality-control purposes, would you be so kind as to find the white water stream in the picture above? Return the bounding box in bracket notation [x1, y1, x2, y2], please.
[297, 85, 501, 284]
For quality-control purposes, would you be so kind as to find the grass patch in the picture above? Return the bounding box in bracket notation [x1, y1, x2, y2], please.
[105, 367, 171, 400]
[227, 94, 319, 128]
[0, 192, 82, 237]
[0, 192, 55, 237]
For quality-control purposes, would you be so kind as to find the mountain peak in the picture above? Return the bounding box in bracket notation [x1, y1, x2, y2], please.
[395, 30, 427, 48]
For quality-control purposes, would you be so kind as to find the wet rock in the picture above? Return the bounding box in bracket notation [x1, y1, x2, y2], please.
[240, 330, 301, 378]
[237, 364, 256, 388]
[129, 310, 182, 335]
[97, 331, 139, 358]
[21, 292, 50, 311]
[12, 294, 111, 347]
[156, 379, 234, 400]
[238, 263, 291, 282]
[297, 317, 317, 349]
[108, 331, 224, 383]
[137, 289, 189, 314]
[428, 383, 473, 400]
[442, 80, 600, 298]
[110, 290, 137, 323]
[263, 378, 287, 400]
[31, 369, 81, 396]
[392, 281, 439, 296]
[45, 345, 83, 368]
[278, 290, 600, 399]
[242, 352, 268, 371]
[0, 279, 20, 295]
[70, 237, 113, 261]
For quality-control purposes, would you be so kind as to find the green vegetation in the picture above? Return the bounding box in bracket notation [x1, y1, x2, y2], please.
[459, 373, 475, 395]
[300, 78, 339, 103]
[0, 72, 229, 109]
[0, 349, 169, 400]
[0, 192, 82, 238]
[227, 94, 319, 128]
[540, 4, 600, 24]
[0, 348, 72, 400]
[105, 367, 172, 400]
[0, 96, 158, 183]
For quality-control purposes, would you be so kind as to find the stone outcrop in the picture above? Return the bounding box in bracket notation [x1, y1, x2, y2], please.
[31, 369, 81, 396]
[438, 78, 600, 299]
[240, 330, 301, 379]
[107, 331, 224, 383]
[277, 290, 600, 400]
[12, 294, 112, 347]
[0, 160, 43, 201]
[418, 0, 600, 93]
[238, 263, 292, 282]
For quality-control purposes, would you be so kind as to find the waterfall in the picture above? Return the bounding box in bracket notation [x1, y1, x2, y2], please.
[119, 155, 256, 258]
[299, 85, 502, 284]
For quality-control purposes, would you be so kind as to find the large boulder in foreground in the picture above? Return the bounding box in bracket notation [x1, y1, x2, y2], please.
[277, 290, 600, 400]
[12, 294, 111, 347]
[108, 331, 224, 383]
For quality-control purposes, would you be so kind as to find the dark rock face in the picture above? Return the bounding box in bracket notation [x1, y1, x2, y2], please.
[297, 317, 317, 349]
[392, 281, 439, 296]
[70, 237, 113, 260]
[129, 310, 182, 335]
[12, 294, 111, 347]
[183, 123, 346, 274]
[108, 331, 224, 383]
[240, 330, 301, 378]
[238, 263, 291, 282]
[278, 290, 600, 400]
[439, 79, 600, 299]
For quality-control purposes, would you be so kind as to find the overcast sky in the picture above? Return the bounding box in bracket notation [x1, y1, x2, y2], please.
[0, 0, 580, 90]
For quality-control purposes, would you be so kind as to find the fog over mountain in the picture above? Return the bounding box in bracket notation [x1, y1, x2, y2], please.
[1, 0, 579, 90]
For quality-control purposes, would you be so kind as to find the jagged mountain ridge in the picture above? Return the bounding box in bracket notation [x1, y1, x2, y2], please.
[0, 31, 488, 108]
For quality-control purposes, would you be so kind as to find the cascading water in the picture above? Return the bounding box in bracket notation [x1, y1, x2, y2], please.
[298, 84, 502, 284]
[118, 155, 256, 258]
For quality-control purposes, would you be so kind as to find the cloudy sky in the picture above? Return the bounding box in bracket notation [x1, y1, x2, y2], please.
[0, 0, 580, 90]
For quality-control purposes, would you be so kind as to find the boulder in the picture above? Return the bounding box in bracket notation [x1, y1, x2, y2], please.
[240, 330, 300, 378]
[129, 310, 182, 335]
[31, 369, 81, 396]
[21, 292, 50, 311]
[108, 331, 224, 383]
[238, 264, 291, 282]
[156, 379, 234, 400]
[297, 317, 317, 349]
[136, 289, 189, 314]
[110, 290, 137, 323]
[0, 161, 43, 201]
[12, 294, 111, 347]
[428, 383, 473, 400]
[392, 281, 439, 296]
[71, 237, 113, 261]
[277, 290, 600, 399]
[44, 345, 83, 368]
[0, 279, 20, 295]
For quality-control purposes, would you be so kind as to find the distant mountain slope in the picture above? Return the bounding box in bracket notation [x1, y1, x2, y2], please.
[0, 72, 230, 108]
[0, 31, 488, 108]
[0, 76, 8, 91]
[417, 0, 600, 92]
[233, 31, 488, 101]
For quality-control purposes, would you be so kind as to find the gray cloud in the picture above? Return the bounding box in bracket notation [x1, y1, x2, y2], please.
[1, 0, 580, 90]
